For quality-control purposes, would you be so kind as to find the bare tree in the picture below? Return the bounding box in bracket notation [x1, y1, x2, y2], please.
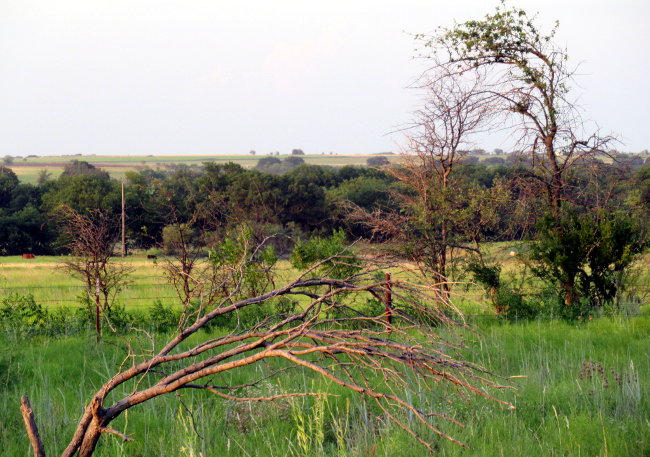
[21, 246, 511, 457]
[350, 74, 505, 289]
[58, 206, 132, 338]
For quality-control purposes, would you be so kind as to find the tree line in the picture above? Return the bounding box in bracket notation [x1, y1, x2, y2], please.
[0, 155, 649, 257]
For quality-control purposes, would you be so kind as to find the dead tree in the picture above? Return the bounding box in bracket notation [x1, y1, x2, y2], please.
[349, 74, 504, 289]
[58, 206, 132, 338]
[156, 186, 240, 329]
[21, 248, 512, 457]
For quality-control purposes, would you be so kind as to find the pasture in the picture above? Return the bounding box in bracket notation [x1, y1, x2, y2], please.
[1, 317, 648, 456]
[0, 253, 649, 456]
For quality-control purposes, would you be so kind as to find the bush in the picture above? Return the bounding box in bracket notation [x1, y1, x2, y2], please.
[530, 210, 648, 315]
[366, 156, 390, 167]
[147, 300, 180, 332]
[0, 294, 49, 335]
[291, 229, 360, 279]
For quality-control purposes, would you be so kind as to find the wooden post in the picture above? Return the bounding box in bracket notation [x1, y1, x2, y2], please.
[385, 272, 393, 326]
[20, 396, 46, 457]
[121, 181, 126, 258]
[95, 278, 101, 341]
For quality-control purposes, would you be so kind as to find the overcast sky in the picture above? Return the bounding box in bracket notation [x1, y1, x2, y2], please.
[0, 0, 648, 156]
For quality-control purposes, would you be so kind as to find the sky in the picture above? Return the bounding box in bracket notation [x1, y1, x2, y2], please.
[0, 0, 648, 156]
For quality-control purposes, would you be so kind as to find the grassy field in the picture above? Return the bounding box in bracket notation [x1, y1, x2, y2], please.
[2, 248, 649, 314]
[0, 255, 177, 309]
[7, 154, 392, 184]
[1, 254, 649, 456]
[1, 317, 648, 456]
[8, 151, 650, 184]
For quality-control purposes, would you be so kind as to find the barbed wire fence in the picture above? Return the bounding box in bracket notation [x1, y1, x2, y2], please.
[2, 278, 649, 314]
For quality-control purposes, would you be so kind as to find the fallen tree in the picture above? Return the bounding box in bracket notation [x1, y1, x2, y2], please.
[21, 235, 511, 456]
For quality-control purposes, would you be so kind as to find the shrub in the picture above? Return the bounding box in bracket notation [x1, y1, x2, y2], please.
[530, 210, 648, 315]
[0, 294, 49, 335]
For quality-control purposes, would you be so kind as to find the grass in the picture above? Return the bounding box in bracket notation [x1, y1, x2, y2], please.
[0, 256, 177, 309]
[1, 255, 649, 455]
[1, 317, 648, 456]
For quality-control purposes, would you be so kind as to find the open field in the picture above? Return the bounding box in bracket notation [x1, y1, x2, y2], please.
[1, 253, 649, 456]
[6, 154, 395, 184]
[0, 256, 176, 308]
[2, 248, 650, 314]
[1, 317, 648, 456]
[9, 152, 646, 183]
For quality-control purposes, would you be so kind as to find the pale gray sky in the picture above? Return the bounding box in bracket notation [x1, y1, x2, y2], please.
[0, 0, 648, 156]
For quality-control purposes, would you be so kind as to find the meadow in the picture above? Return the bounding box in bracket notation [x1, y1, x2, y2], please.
[1, 254, 649, 456]
[1, 317, 648, 456]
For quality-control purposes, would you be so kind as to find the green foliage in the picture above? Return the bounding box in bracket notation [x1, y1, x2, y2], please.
[42, 174, 121, 215]
[273, 296, 298, 315]
[366, 156, 390, 167]
[466, 260, 501, 290]
[209, 225, 278, 300]
[0, 293, 49, 335]
[161, 223, 197, 255]
[290, 229, 360, 278]
[433, 3, 561, 94]
[255, 156, 305, 174]
[61, 160, 110, 180]
[148, 300, 181, 332]
[0, 166, 19, 207]
[530, 210, 648, 315]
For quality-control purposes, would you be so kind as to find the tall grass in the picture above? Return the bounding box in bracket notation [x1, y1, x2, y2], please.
[1, 317, 648, 456]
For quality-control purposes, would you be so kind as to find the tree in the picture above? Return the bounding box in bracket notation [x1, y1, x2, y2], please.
[421, 3, 611, 216]
[58, 206, 132, 338]
[366, 156, 390, 167]
[255, 156, 282, 172]
[42, 174, 120, 215]
[20, 234, 510, 457]
[291, 148, 305, 155]
[61, 160, 110, 180]
[3, 155, 14, 165]
[0, 166, 19, 207]
[417, 4, 625, 308]
[530, 210, 647, 311]
[36, 169, 52, 187]
[350, 74, 505, 288]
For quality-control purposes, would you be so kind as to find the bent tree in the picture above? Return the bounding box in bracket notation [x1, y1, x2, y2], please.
[415, 4, 644, 310]
[419, 3, 610, 216]
[21, 234, 511, 456]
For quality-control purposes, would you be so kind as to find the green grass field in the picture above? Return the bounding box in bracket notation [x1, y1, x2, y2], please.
[0, 256, 177, 309]
[1, 317, 648, 456]
[1, 254, 649, 456]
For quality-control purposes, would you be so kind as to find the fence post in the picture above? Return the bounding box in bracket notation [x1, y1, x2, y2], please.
[95, 278, 101, 341]
[385, 272, 393, 326]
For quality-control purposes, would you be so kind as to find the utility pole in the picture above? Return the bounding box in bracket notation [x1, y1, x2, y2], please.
[121, 180, 126, 257]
